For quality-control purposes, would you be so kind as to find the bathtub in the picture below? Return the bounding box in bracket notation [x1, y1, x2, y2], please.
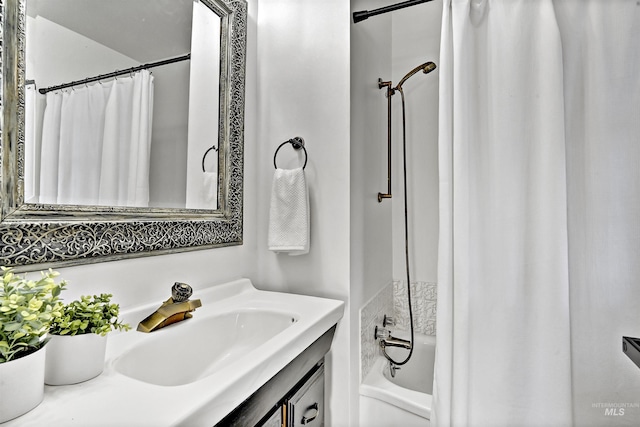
[360, 333, 435, 427]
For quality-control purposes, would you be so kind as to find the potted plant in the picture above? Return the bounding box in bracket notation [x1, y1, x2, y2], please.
[0, 267, 66, 423]
[45, 293, 130, 385]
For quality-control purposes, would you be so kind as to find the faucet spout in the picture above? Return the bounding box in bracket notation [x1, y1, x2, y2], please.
[380, 336, 412, 350]
[156, 299, 202, 319]
[375, 325, 412, 350]
[137, 298, 202, 333]
[137, 282, 202, 333]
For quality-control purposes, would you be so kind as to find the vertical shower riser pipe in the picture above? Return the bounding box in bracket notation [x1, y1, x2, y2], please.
[382, 85, 415, 367]
[378, 79, 395, 202]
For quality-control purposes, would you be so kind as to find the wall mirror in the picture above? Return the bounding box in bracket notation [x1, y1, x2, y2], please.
[0, 0, 247, 271]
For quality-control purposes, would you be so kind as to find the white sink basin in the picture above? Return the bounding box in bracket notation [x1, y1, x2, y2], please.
[114, 309, 298, 386]
[0, 278, 343, 427]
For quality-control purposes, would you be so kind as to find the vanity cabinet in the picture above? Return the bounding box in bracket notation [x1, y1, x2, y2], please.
[261, 408, 282, 427]
[259, 364, 324, 427]
[217, 326, 335, 427]
[286, 364, 324, 426]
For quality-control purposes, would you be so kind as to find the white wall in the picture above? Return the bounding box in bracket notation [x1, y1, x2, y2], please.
[185, 1, 221, 209]
[26, 16, 139, 88]
[349, 0, 393, 424]
[391, 0, 442, 284]
[148, 60, 190, 209]
[350, 0, 393, 328]
[254, 1, 351, 425]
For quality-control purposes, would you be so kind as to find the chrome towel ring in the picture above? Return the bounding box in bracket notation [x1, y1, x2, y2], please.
[202, 146, 218, 172]
[273, 136, 307, 170]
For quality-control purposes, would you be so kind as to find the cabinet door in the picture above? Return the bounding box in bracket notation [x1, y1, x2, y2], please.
[287, 365, 324, 427]
[260, 405, 283, 427]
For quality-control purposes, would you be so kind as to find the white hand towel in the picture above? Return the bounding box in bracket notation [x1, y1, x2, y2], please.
[268, 167, 309, 255]
[202, 172, 218, 208]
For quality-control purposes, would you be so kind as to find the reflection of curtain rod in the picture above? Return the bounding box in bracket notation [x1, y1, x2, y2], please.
[38, 53, 191, 94]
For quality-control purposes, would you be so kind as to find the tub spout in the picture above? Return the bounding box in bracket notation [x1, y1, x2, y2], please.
[375, 326, 412, 350]
[380, 336, 412, 350]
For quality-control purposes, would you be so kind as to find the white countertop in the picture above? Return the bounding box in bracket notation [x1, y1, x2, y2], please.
[2, 279, 344, 426]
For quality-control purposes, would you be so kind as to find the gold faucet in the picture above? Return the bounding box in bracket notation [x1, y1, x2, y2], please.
[137, 282, 202, 333]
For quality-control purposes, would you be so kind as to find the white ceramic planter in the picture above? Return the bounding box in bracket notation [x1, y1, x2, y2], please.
[45, 333, 107, 385]
[0, 346, 46, 423]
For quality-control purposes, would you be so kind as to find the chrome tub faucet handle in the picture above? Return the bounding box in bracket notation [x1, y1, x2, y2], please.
[383, 314, 395, 327]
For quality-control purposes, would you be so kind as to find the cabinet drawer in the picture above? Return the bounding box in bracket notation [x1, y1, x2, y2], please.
[287, 365, 324, 427]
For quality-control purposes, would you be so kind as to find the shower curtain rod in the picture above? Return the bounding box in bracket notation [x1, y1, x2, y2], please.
[353, 0, 434, 23]
[38, 53, 191, 94]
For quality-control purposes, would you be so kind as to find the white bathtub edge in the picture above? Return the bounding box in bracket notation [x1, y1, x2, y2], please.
[360, 356, 432, 420]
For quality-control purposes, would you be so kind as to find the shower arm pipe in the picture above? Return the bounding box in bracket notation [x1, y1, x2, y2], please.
[353, 0, 434, 23]
[378, 79, 394, 202]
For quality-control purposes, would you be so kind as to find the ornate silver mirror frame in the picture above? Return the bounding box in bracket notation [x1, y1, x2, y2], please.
[0, 0, 247, 271]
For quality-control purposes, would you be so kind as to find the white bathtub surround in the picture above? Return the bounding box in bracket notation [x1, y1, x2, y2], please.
[360, 333, 435, 427]
[433, 1, 640, 426]
[393, 281, 437, 336]
[360, 281, 437, 384]
[360, 282, 394, 382]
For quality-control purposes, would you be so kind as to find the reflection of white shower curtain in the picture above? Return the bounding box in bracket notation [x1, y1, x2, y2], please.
[24, 83, 39, 203]
[39, 91, 63, 205]
[433, 1, 640, 426]
[39, 70, 154, 207]
[99, 71, 154, 206]
[56, 82, 110, 205]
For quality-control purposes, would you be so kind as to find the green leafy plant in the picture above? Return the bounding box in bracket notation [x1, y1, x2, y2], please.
[49, 294, 130, 336]
[0, 267, 66, 363]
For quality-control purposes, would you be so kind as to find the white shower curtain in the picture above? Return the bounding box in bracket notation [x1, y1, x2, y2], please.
[433, 1, 640, 426]
[39, 70, 154, 207]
